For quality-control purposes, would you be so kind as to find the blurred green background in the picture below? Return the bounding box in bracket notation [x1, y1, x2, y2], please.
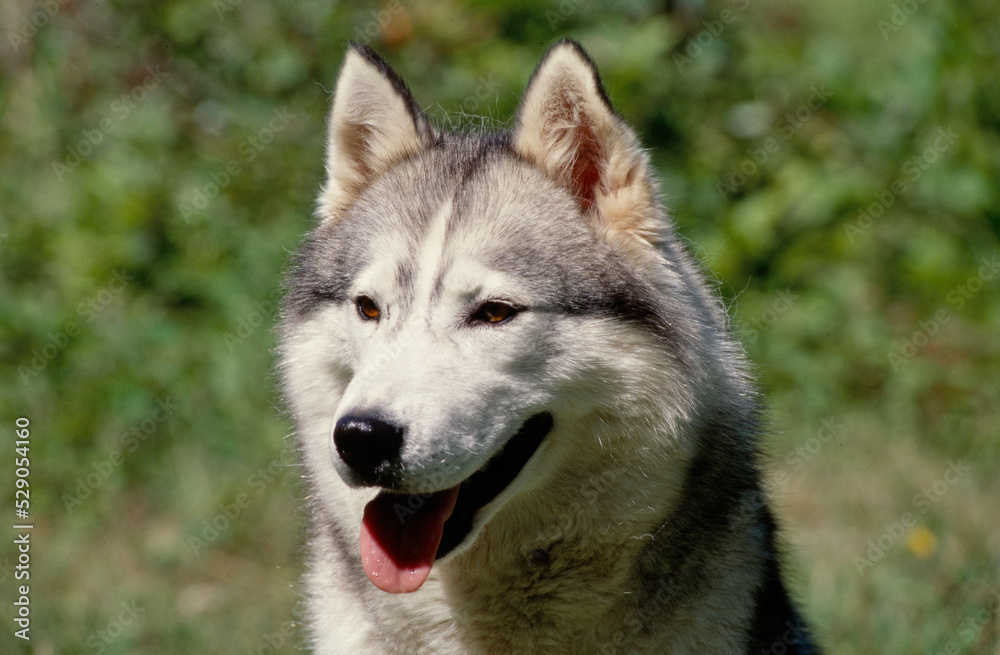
[1, 0, 998, 652]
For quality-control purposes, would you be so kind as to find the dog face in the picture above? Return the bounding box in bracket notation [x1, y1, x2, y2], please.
[280, 42, 700, 594]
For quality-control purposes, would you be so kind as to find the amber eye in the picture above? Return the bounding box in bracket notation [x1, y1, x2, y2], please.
[470, 301, 519, 325]
[356, 296, 381, 321]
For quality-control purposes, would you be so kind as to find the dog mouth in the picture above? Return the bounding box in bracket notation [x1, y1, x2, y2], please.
[358, 412, 553, 594]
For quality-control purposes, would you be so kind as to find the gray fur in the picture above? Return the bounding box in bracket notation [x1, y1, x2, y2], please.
[278, 40, 818, 654]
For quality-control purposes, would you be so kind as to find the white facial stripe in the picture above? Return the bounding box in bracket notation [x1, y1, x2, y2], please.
[411, 196, 455, 313]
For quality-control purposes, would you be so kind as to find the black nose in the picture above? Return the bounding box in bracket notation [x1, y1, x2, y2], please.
[333, 414, 404, 485]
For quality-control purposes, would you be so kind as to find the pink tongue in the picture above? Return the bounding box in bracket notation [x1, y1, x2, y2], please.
[360, 485, 460, 593]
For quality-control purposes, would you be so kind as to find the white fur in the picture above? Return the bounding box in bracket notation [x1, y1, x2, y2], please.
[514, 42, 663, 245]
[279, 41, 797, 655]
[317, 47, 433, 221]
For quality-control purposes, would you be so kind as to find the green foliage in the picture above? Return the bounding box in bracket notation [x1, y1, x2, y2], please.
[1, 0, 997, 652]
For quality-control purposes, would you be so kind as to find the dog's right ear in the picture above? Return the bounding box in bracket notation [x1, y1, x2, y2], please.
[513, 40, 663, 245]
[318, 44, 435, 220]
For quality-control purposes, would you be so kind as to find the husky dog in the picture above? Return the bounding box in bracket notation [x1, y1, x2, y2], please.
[279, 40, 818, 654]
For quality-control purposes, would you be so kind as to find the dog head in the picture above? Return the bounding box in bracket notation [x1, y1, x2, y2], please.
[279, 41, 718, 593]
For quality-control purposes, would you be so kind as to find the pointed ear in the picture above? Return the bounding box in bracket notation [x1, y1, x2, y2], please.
[318, 44, 436, 219]
[513, 40, 661, 243]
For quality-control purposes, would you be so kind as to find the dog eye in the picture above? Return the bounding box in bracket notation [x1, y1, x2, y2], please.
[356, 296, 381, 321]
[470, 301, 518, 325]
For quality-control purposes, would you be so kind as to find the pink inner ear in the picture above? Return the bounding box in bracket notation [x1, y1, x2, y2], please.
[571, 126, 601, 211]
[570, 124, 602, 211]
[540, 93, 607, 212]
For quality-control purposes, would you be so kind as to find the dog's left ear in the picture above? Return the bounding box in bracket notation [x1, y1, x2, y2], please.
[513, 40, 662, 243]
